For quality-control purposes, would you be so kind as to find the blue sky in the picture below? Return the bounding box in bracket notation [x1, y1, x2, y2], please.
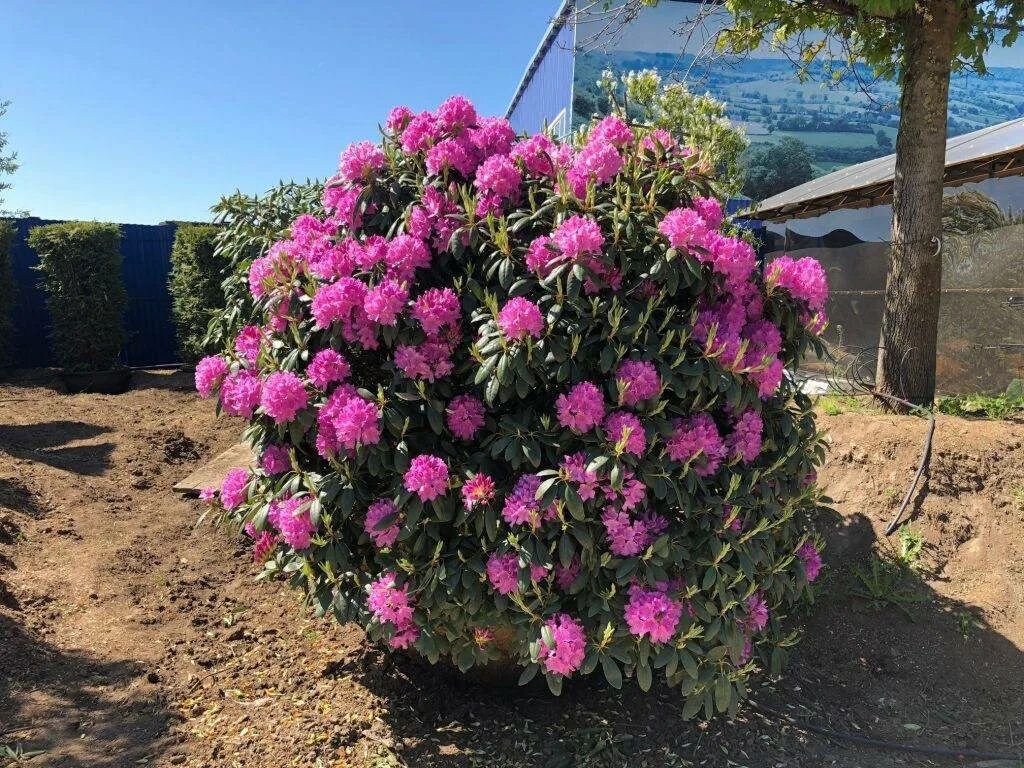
[1, 1, 559, 224]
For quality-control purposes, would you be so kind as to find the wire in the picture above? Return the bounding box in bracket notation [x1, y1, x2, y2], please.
[752, 702, 1023, 762]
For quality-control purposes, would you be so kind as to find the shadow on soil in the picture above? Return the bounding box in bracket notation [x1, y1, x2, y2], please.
[0, 421, 114, 476]
[0, 613, 173, 768]
[354, 512, 1024, 768]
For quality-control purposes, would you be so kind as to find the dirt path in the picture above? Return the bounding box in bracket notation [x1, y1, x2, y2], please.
[1, 372, 1022, 768]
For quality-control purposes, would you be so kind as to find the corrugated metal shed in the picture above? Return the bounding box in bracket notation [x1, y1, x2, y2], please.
[506, 0, 575, 135]
[8, 218, 184, 368]
[754, 117, 1024, 221]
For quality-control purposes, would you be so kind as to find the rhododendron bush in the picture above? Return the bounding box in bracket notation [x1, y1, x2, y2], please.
[198, 96, 829, 717]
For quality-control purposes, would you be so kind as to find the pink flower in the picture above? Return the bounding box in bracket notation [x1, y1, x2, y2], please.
[474, 154, 521, 200]
[797, 541, 823, 582]
[426, 137, 477, 177]
[497, 297, 544, 340]
[365, 499, 401, 548]
[247, 255, 277, 299]
[470, 117, 516, 158]
[745, 593, 769, 632]
[260, 443, 290, 475]
[704, 232, 757, 288]
[386, 105, 413, 133]
[234, 326, 263, 367]
[411, 287, 461, 335]
[364, 280, 409, 326]
[220, 468, 249, 510]
[561, 452, 599, 501]
[640, 128, 675, 152]
[384, 235, 431, 281]
[487, 552, 520, 595]
[195, 355, 228, 398]
[666, 413, 725, 477]
[394, 339, 454, 382]
[404, 455, 449, 502]
[556, 381, 605, 433]
[603, 411, 646, 456]
[554, 557, 581, 590]
[322, 184, 363, 231]
[462, 472, 496, 510]
[510, 134, 559, 177]
[260, 371, 308, 424]
[316, 387, 381, 456]
[565, 140, 622, 197]
[602, 509, 664, 557]
[367, 571, 418, 649]
[624, 584, 683, 643]
[338, 140, 386, 183]
[400, 111, 440, 153]
[436, 95, 478, 134]
[306, 348, 351, 389]
[268, 494, 316, 550]
[766, 255, 829, 312]
[615, 360, 660, 406]
[589, 115, 634, 147]
[310, 278, 370, 341]
[658, 207, 712, 250]
[538, 614, 586, 677]
[474, 627, 494, 647]
[219, 369, 262, 418]
[250, 529, 278, 564]
[501, 474, 557, 529]
[692, 196, 724, 229]
[551, 215, 604, 262]
[198, 487, 216, 503]
[728, 409, 763, 463]
[525, 235, 557, 275]
[446, 394, 485, 440]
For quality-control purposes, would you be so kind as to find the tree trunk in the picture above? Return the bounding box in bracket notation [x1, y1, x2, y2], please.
[875, 0, 960, 405]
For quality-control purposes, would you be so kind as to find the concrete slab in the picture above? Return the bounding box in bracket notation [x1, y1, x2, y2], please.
[173, 442, 254, 495]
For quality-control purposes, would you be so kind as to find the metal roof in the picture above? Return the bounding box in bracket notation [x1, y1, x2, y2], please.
[752, 117, 1024, 221]
[505, 0, 575, 120]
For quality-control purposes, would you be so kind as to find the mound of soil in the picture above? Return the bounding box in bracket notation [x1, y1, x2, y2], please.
[1, 372, 1021, 768]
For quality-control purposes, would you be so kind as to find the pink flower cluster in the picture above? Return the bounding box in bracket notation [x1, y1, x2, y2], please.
[446, 394, 485, 441]
[195, 355, 228, 398]
[365, 499, 401, 548]
[501, 474, 557, 529]
[603, 411, 646, 456]
[260, 443, 290, 475]
[411, 288, 461, 335]
[728, 409, 764, 463]
[220, 467, 249, 510]
[745, 592, 769, 632]
[625, 583, 683, 643]
[462, 472, 496, 510]
[220, 370, 262, 417]
[538, 614, 586, 676]
[486, 552, 520, 595]
[367, 572, 418, 649]
[394, 338, 455, 382]
[260, 371, 308, 424]
[268, 494, 316, 550]
[556, 381, 605, 433]
[316, 386, 381, 456]
[767, 256, 829, 312]
[797, 541, 823, 582]
[666, 413, 726, 477]
[306, 348, 351, 389]
[616, 360, 660, 406]
[404, 455, 449, 502]
[497, 297, 544, 340]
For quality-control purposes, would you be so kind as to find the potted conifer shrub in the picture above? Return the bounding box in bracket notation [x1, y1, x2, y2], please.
[29, 221, 130, 393]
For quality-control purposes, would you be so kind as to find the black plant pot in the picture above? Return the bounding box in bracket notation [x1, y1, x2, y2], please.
[59, 368, 133, 394]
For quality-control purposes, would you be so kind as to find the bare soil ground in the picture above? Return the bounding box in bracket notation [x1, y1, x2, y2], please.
[1, 371, 1022, 768]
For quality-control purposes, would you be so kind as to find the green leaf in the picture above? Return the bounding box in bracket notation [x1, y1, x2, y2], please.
[600, 655, 623, 689]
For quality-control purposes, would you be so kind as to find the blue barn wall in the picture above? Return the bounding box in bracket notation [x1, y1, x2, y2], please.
[8, 218, 184, 369]
[507, 12, 575, 135]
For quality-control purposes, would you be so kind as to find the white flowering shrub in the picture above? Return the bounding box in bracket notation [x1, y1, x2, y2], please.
[198, 96, 828, 716]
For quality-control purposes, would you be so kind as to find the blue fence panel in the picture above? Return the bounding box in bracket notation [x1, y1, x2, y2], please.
[7, 218, 182, 368]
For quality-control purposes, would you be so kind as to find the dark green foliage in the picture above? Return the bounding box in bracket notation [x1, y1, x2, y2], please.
[169, 224, 225, 362]
[742, 137, 814, 201]
[0, 219, 15, 364]
[204, 181, 322, 350]
[28, 221, 126, 371]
